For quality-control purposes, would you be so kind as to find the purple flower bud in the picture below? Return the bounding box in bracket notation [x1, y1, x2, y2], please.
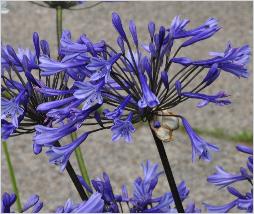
[33, 143, 42, 155]
[149, 43, 156, 56]
[161, 71, 169, 89]
[40, 40, 50, 57]
[203, 200, 237, 213]
[142, 56, 152, 78]
[159, 26, 165, 45]
[6, 45, 21, 65]
[112, 12, 127, 40]
[32, 201, 43, 213]
[181, 26, 221, 47]
[129, 20, 138, 46]
[1, 192, 16, 213]
[22, 195, 39, 212]
[236, 144, 253, 155]
[171, 57, 193, 65]
[33, 32, 40, 59]
[175, 80, 181, 96]
[153, 121, 161, 128]
[117, 36, 125, 54]
[121, 185, 128, 202]
[202, 63, 220, 86]
[148, 21, 155, 39]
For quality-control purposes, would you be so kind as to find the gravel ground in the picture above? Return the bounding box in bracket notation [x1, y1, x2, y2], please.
[1, 1, 253, 213]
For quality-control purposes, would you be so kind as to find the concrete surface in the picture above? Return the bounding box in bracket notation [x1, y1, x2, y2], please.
[1, 1, 253, 213]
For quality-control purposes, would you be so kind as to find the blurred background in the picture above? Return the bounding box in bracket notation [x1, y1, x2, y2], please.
[1, 1, 253, 212]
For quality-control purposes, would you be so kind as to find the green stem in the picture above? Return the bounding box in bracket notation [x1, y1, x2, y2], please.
[56, 6, 63, 48]
[71, 132, 92, 195]
[2, 141, 22, 212]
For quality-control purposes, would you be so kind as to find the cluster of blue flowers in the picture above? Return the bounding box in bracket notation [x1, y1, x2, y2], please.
[1, 12, 250, 171]
[204, 145, 253, 213]
[1, 10, 252, 213]
[2, 146, 253, 213]
[1, 160, 201, 213]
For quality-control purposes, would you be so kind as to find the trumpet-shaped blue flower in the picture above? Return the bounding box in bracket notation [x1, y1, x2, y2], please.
[185, 202, 202, 213]
[39, 55, 89, 76]
[2, 45, 37, 72]
[172, 42, 250, 78]
[111, 112, 135, 142]
[1, 120, 16, 140]
[92, 173, 119, 212]
[103, 95, 131, 119]
[131, 161, 189, 212]
[181, 91, 231, 108]
[46, 132, 89, 171]
[71, 192, 104, 213]
[33, 120, 78, 146]
[1, 90, 25, 127]
[87, 53, 122, 83]
[203, 200, 238, 213]
[207, 166, 248, 188]
[181, 117, 219, 162]
[56, 192, 104, 213]
[138, 72, 160, 108]
[143, 192, 172, 213]
[73, 81, 104, 110]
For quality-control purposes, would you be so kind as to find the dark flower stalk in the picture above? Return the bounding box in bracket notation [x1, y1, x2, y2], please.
[149, 124, 184, 212]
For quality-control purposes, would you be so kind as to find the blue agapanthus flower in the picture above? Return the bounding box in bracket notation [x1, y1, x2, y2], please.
[204, 144, 253, 213]
[11, 12, 247, 171]
[1, 192, 43, 213]
[55, 192, 104, 213]
[1, 90, 26, 128]
[1, 12, 250, 170]
[78, 160, 199, 213]
[2, 160, 201, 213]
[1, 192, 104, 213]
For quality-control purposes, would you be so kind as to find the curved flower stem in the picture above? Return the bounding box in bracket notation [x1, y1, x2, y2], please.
[2, 141, 22, 212]
[149, 123, 184, 213]
[70, 132, 92, 195]
[56, 5, 63, 49]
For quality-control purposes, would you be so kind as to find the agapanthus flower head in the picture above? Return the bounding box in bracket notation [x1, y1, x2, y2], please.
[1, 12, 250, 171]
[204, 144, 253, 213]
[75, 160, 196, 213]
[34, 1, 87, 10]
